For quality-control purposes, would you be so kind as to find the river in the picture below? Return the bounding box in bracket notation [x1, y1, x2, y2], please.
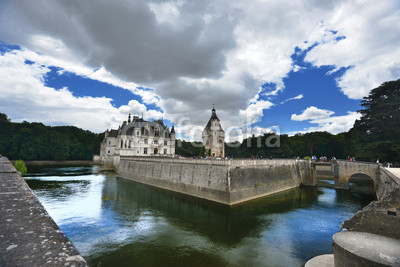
[24, 165, 375, 266]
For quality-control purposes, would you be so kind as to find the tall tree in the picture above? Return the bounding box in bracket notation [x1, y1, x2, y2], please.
[349, 79, 400, 161]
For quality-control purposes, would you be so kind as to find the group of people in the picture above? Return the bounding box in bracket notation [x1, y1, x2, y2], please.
[347, 156, 356, 161]
[311, 155, 335, 162]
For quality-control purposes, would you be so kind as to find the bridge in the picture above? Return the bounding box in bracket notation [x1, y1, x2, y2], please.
[309, 160, 399, 200]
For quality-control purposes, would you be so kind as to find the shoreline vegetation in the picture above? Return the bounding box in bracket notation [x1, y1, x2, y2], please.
[10, 160, 96, 166]
[0, 79, 399, 164]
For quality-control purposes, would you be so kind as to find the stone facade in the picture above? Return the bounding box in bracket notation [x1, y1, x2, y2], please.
[100, 114, 175, 160]
[202, 107, 225, 157]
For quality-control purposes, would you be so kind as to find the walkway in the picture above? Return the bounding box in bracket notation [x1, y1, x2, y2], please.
[386, 167, 400, 179]
[0, 157, 87, 266]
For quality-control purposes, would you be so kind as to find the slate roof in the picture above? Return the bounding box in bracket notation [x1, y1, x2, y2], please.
[204, 107, 224, 131]
[108, 129, 118, 137]
[122, 119, 170, 136]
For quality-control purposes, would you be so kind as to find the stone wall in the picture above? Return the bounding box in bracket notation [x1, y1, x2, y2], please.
[376, 167, 400, 200]
[117, 157, 312, 205]
[0, 157, 87, 266]
[101, 155, 120, 171]
[118, 158, 230, 204]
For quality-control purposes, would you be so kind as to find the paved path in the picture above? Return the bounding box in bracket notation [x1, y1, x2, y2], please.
[385, 167, 400, 179]
[0, 157, 86, 266]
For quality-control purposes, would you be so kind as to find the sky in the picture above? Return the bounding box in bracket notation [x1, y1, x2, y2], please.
[0, 0, 399, 142]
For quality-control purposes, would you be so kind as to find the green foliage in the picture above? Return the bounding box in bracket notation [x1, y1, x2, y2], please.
[0, 115, 103, 160]
[225, 132, 347, 159]
[303, 156, 311, 160]
[0, 113, 10, 122]
[255, 182, 263, 188]
[14, 160, 27, 175]
[175, 140, 206, 157]
[349, 79, 400, 162]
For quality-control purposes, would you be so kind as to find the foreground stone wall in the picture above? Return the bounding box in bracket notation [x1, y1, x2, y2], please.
[0, 157, 86, 266]
[117, 157, 311, 205]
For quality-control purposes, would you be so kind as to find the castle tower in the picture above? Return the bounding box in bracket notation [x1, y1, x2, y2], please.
[202, 106, 225, 157]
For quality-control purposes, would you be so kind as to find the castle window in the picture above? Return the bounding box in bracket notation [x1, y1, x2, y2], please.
[144, 139, 148, 144]
[108, 141, 111, 145]
[164, 149, 167, 154]
[108, 150, 110, 154]
[121, 140, 123, 148]
[155, 130, 160, 137]
[137, 131, 139, 136]
[154, 139, 158, 144]
[144, 148, 148, 154]
[144, 129, 149, 135]
[125, 141, 127, 148]
[164, 141, 167, 145]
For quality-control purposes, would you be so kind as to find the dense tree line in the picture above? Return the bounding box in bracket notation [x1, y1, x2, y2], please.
[1, 79, 398, 162]
[0, 115, 103, 160]
[175, 140, 206, 157]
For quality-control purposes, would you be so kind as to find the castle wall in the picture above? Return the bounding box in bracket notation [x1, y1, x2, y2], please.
[117, 157, 310, 205]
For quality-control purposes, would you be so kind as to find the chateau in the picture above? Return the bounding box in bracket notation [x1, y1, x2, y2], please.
[202, 106, 225, 157]
[100, 114, 175, 158]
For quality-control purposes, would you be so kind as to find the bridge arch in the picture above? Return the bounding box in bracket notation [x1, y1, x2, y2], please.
[348, 173, 376, 197]
[332, 161, 380, 193]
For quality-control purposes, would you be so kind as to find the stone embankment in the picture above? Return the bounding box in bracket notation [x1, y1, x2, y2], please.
[117, 157, 312, 205]
[0, 157, 87, 266]
[307, 167, 400, 266]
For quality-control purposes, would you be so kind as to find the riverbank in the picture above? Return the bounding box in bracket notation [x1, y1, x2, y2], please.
[10, 160, 95, 166]
[0, 157, 87, 266]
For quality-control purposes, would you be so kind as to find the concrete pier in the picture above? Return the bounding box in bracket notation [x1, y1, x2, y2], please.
[0, 157, 86, 266]
[333, 231, 400, 266]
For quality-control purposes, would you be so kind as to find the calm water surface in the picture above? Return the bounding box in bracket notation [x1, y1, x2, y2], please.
[25, 166, 375, 266]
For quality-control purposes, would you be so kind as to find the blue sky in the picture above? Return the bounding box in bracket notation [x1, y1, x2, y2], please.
[0, 0, 399, 141]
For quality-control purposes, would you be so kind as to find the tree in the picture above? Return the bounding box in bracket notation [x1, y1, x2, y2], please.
[0, 113, 10, 122]
[349, 79, 400, 162]
[14, 160, 27, 176]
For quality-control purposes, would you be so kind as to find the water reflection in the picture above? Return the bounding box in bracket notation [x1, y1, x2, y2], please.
[25, 166, 374, 267]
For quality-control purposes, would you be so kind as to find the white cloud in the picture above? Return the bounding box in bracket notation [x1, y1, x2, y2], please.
[303, 1, 400, 99]
[291, 106, 334, 121]
[291, 106, 361, 134]
[280, 94, 303, 104]
[0, 50, 162, 132]
[0, 0, 398, 138]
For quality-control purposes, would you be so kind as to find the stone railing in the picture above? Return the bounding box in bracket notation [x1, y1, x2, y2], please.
[119, 156, 302, 167]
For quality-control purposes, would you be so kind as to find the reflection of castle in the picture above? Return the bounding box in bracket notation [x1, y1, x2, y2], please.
[202, 106, 225, 157]
[100, 114, 175, 158]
